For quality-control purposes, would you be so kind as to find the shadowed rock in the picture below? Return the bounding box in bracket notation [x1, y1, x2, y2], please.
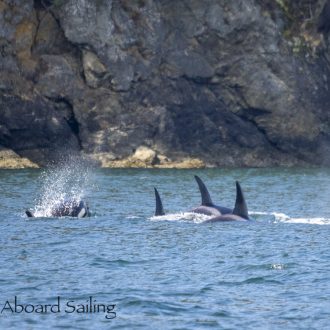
[0, 0, 330, 167]
[318, 0, 330, 34]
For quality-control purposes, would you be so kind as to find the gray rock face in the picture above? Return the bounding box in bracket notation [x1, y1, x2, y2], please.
[0, 0, 330, 166]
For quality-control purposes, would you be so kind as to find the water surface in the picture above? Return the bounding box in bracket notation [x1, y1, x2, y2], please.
[0, 168, 330, 329]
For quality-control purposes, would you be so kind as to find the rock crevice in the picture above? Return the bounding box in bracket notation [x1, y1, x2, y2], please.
[0, 0, 330, 167]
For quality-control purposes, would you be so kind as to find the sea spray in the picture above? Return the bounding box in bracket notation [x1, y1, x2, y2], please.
[32, 156, 93, 217]
[150, 212, 211, 223]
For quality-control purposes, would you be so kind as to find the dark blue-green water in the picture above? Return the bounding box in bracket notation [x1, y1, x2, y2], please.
[1, 168, 330, 329]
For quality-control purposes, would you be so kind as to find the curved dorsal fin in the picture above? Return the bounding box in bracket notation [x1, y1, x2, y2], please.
[25, 210, 34, 218]
[194, 175, 214, 206]
[233, 181, 249, 219]
[154, 188, 165, 216]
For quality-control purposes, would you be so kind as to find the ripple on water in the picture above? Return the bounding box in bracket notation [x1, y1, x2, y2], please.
[1, 168, 330, 329]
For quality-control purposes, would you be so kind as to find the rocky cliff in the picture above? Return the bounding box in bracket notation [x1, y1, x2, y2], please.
[1, 0, 330, 167]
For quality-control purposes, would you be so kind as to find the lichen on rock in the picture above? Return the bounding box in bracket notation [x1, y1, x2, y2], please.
[0, 0, 330, 168]
[0, 147, 38, 169]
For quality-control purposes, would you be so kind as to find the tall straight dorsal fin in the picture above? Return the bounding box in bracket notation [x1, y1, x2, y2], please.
[194, 175, 214, 206]
[233, 181, 249, 219]
[154, 188, 165, 216]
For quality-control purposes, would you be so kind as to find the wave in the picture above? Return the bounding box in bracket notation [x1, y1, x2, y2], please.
[150, 212, 210, 223]
[274, 216, 330, 225]
[252, 211, 330, 225]
[151, 211, 330, 225]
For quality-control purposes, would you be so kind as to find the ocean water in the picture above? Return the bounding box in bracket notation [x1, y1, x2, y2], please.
[0, 166, 330, 329]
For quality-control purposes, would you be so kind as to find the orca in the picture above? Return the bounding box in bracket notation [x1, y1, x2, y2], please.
[191, 175, 232, 216]
[154, 188, 165, 216]
[153, 179, 250, 223]
[26, 198, 90, 218]
[204, 181, 250, 222]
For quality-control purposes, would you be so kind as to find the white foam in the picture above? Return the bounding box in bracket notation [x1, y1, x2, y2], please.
[252, 211, 330, 226]
[150, 210, 330, 226]
[271, 212, 291, 221]
[270, 264, 285, 270]
[150, 212, 211, 223]
[250, 211, 270, 215]
[250, 211, 290, 220]
[277, 217, 330, 225]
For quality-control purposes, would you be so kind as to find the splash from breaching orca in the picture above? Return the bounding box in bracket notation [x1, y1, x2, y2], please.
[26, 198, 90, 218]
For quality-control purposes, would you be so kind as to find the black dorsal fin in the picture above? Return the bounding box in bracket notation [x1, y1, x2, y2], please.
[25, 210, 34, 218]
[154, 188, 165, 216]
[194, 175, 214, 206]
[233, 181, 249, 219]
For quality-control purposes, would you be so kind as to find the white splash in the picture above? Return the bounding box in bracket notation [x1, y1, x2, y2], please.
[270, 264, 285, 270]
[150, 210, 330, 225]
[126, 215, 141, 219]
[31, 158, 91, 217]
[251, 211, 330, 226]
[150, 212, 211, 223]
[277, 217, 330, 225]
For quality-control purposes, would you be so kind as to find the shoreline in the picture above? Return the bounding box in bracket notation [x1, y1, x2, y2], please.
[0, 148, 325, 170]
